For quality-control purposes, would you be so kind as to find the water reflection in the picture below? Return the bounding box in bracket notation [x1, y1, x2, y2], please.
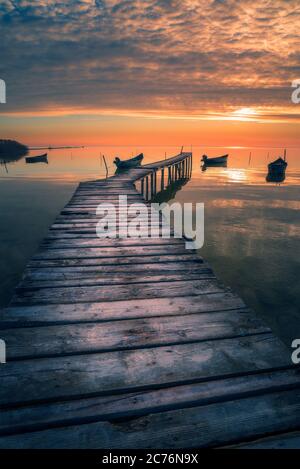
[0, 140, 28, 173]
[0, 145, 299, 345]
[170, 153, 300, 346]
[151, 176, 190, 204]
[202, 161, 227, 171]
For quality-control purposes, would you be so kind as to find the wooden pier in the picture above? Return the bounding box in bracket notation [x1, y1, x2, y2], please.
[0, 151, 300, 449]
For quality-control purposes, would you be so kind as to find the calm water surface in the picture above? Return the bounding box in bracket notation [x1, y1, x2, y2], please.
[0, 146, 299, 345]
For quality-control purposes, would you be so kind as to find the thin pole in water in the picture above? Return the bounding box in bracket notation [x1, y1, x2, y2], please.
[102, 154, 108, 178]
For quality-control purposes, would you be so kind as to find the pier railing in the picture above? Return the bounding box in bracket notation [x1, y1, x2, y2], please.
[135, 152, 192, 201]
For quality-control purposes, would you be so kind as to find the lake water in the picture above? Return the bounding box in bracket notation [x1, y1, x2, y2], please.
[0, 146, 299, 346]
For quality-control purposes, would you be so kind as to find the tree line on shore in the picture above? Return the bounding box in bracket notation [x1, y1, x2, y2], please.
[0, 139, 29, 162]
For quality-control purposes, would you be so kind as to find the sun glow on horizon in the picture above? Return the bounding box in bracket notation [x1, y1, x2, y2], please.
[230, 108, 259, 121]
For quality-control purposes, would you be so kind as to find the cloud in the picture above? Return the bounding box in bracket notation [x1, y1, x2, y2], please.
[0, 0, 299, 118]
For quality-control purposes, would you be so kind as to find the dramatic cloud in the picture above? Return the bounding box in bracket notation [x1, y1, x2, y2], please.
[0, 0, 300, 119]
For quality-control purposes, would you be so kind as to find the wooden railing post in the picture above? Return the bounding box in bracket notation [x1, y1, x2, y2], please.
[145, 175, 149, 200]
[141, 178, 144, 197]
[150, 171, 154, 198]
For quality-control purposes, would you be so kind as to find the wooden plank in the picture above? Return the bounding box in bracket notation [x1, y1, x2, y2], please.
[50, 223, 168, 230]
[33, 245, 193, 260]
[67, 200, 145, 206]
[50, 223, 172, 231]
[27, 254, 203, 268]
[59, 211, 156, 218]
[1, 293, 246, 328]
[17, 271, 214, 290]
[0, 334, 291, 408]
[62, 207, 151, 213]
[57, 213, 163, 219]
[231, 431, 300, 449]
[47, 231, 181, 239]
[2, 310, 269, 360]
[1, 368, 299, 437]
[11, 278, 224, 304]
[22, 262, 211, 281]
[1, 387, 300, 448]
[70, 192, 140, 197]
[42, 238, 182, 249]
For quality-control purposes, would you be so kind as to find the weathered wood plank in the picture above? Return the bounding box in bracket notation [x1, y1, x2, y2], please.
[41, 238, 183, 250]
[50, 223, 169, 230]
[45, 227, 179, 238]
[0, 334, 291, 407]
[12, 279, 224, 304]
[27, 253, 203, 268]
[1, 369, 299, 437]
[22, 262, 210, 281]
[33, 245, 194, 260]
[231, 430, 300, 449]
[1, 293, 245, 328]
[17, 271, 214, 290]
[1, 387, 300, 448]
[56, 215, 166, 222]
[2, 310, 269, 360]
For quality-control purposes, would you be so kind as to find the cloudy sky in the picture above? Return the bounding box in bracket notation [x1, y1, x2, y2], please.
[1, 0, 300, 145]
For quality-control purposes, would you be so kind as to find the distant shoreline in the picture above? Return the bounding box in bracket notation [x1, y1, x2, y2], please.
[29, 146, 84, 150]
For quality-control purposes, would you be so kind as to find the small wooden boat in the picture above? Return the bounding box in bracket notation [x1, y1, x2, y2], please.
[266, 156, 287, 183]
[201, 154, 228, 165]
[114, 153, 143, 170]
[25, 153, 48, 164]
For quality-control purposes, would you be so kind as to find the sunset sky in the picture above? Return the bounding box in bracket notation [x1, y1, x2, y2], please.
[1, 0, 300, 146]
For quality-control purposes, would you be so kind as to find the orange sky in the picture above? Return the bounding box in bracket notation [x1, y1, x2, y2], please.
[1, 112, 300, 148]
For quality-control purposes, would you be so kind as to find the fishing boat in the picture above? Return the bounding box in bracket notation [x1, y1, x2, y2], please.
[266, 155, 288, 183]
[114, 153, 143, 170]
[25, 153, 48, 164]
[201, 154, 228, 165]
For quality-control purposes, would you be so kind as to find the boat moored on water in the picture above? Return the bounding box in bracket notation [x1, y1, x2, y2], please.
[266, 155, 288, 183]
[114, 153, 143, 170]
[25, 153, 48, 164]
[201, 154, 228, 166]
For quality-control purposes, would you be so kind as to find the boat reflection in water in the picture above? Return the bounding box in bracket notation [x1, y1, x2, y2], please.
[202, 161, 228, 172]
[266, 155, 288, 184]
